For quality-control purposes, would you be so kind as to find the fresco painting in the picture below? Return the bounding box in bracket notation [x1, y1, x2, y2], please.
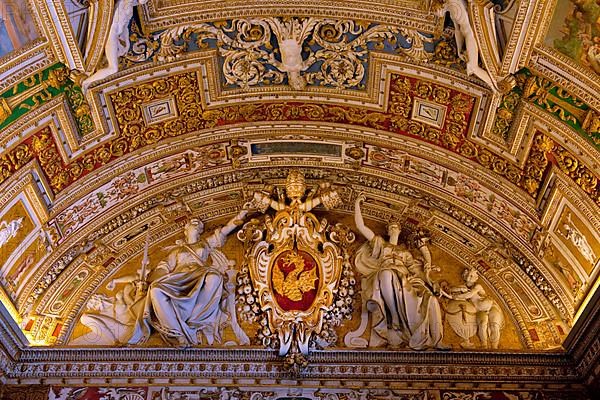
[0, 0, 39, 58]
[1, 235, 43, 302]
[545, 0, 600, 74]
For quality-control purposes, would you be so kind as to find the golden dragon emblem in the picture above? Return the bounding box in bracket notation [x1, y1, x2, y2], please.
[272, 251, 318, 301]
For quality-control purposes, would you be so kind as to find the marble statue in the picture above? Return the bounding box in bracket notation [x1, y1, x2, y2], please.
[127, 209, 250, 347]
[562, 213, 597, 265]
[69, 291, 136, 346]
[0, 217, 24, 249]
[82, 0, 149, 91]
[351, 193, 446, 350]
[446, 267, 504, 349]
[434, 0, 498, 92]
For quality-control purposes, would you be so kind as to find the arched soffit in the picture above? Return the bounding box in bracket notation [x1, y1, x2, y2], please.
[6, 158, 583, 351]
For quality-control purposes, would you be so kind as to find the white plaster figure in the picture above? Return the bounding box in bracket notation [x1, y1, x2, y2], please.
[446, 267, 504, 349]
[127, 209, 249, 347]
[69, 291, 136, 346]
[562, 213, 597, 265]
[265, 18, 317, 90]
[81, 0, 149, 91]
[0, 217, 24, 249]
[435, 0, 499, 92]
[352, 193, 446, 350]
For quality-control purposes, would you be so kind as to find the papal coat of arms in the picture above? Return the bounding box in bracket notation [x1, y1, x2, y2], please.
[237, 171, 354, 358]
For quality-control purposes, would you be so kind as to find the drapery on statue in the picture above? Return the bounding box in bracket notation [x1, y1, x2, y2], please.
[81, 0, 149, 91]
[434, 0, 499, 92]
[352, 193, 447, 350]
[69, 291, 136, 346]
[127, 208, 249, 347]
[445, 267, 504, 349]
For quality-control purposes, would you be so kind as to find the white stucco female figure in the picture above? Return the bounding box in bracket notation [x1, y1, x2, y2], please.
[446, 267, 504, 349]
[353, 193, 446, 350]
[82, 0, 149, 91]
[563, 213, 597, 265]
[127, 209, 249, 347]
[435, 0, 498, 92]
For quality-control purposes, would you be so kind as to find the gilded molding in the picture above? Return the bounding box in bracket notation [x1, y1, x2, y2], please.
[531, 48, 600, 111]
[499, 0, 545, 75]
[141, 1, 435, 33]
[3, 347, 581, 385]
[0, 44, 54, 94]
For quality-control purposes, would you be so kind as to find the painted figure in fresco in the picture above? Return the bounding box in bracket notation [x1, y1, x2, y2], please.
[127, 209, 250, 347]
[434, 0, 498, 92]
[353, 193, 446, 350]
[446, 267, 504, 349]
[5, 253, 35, 295]
[562, 213, 597, 265]
[82, 0, 149, 91]
[0, 216, 24, 249]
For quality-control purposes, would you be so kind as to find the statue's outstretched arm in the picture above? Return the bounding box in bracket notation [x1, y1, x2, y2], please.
[218, 208, 249, 239]
[252, 192, 283, 211]
[354, 193, 375, 241]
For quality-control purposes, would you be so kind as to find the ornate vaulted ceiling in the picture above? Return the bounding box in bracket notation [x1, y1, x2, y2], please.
[0, 0, 599, 398]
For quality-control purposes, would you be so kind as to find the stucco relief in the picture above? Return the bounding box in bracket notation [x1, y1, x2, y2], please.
[70, 211, 250, 348]
[65, 172, 523, 354]
[127, 17, 433, 90]
[445, 267, 505, 349]
[237, 171, 349, 363]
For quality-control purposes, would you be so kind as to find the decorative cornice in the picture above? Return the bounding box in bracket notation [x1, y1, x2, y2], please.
[141, 1, 435, 33]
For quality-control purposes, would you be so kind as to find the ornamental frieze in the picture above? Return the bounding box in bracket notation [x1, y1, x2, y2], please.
[1, 68, 598, 211]
[125, 17, 433, 90]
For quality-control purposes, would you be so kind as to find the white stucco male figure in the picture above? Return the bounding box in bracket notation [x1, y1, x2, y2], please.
[82, 0, 149, 91]
[435, 0, 498, 92]
[446, 267, 504, 349]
